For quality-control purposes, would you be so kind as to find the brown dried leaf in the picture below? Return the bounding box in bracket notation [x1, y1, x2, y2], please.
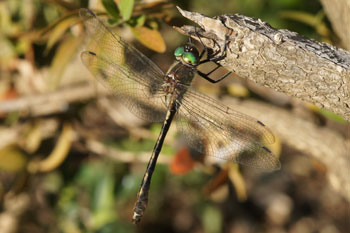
[21, 122, 42, 154]
[131, 26, 166, 53]
[227, 163, 247, 202]
[46, 16, 80, 52]
[49, 35, 83, 89]
[0, 145, 27, 172]
[28, 123, 73, 173]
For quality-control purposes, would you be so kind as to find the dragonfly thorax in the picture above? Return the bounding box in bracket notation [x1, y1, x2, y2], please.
[165, 61, 196, 87]
[162, 60, 196, 108]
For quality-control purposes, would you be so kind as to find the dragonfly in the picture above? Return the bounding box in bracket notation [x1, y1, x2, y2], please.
[79, 8, 280, 224]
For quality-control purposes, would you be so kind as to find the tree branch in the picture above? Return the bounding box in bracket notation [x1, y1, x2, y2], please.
[0, 83, 103, 116]
[175, 7, 350, 122]
[222, 97, 350, 203]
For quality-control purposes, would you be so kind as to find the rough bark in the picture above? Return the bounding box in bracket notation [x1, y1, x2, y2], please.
[174, 7, 350, 202]
[175, 7, 350, 122]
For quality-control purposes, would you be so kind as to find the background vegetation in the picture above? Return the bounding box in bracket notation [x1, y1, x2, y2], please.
[0, 0, 349, 233]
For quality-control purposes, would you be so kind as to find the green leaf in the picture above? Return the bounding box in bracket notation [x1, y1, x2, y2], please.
[127, 15, 146, 27]
[109, 138, 154, 153]
[92, 167, 117, 229]
[202, 205, 222, 233]
[102, 0, 120, 20]
[318, 109, 346, 123]
[107, 18, 119, 26]
[119, 0, 134, 21]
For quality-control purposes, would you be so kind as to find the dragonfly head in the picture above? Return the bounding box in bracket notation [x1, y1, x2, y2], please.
[174, 43, 199, 66]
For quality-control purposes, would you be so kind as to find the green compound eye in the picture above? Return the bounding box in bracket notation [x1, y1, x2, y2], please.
[182, 52, 198, 65]
[174, 46, 184, 57]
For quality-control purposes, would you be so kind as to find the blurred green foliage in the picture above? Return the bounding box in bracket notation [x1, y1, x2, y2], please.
[1, 1, 348, 233]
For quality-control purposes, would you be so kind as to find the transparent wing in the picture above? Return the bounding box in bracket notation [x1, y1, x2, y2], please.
[177, 86, 280, 170]
[80, 9, 168, 122]
[80, 9, 164, 83]
[81, 51, 167, 122]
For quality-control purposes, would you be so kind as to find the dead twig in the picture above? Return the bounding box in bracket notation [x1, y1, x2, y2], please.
[175, 7, 350, 122]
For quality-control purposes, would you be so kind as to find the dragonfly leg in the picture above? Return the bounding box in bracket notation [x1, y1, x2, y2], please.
[195, 33, 231, 83]
[199, 34, 230, 64]
[208, 34, 231, 62]
[194, 28, 210, 60]
[197, 69, 232, 83]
